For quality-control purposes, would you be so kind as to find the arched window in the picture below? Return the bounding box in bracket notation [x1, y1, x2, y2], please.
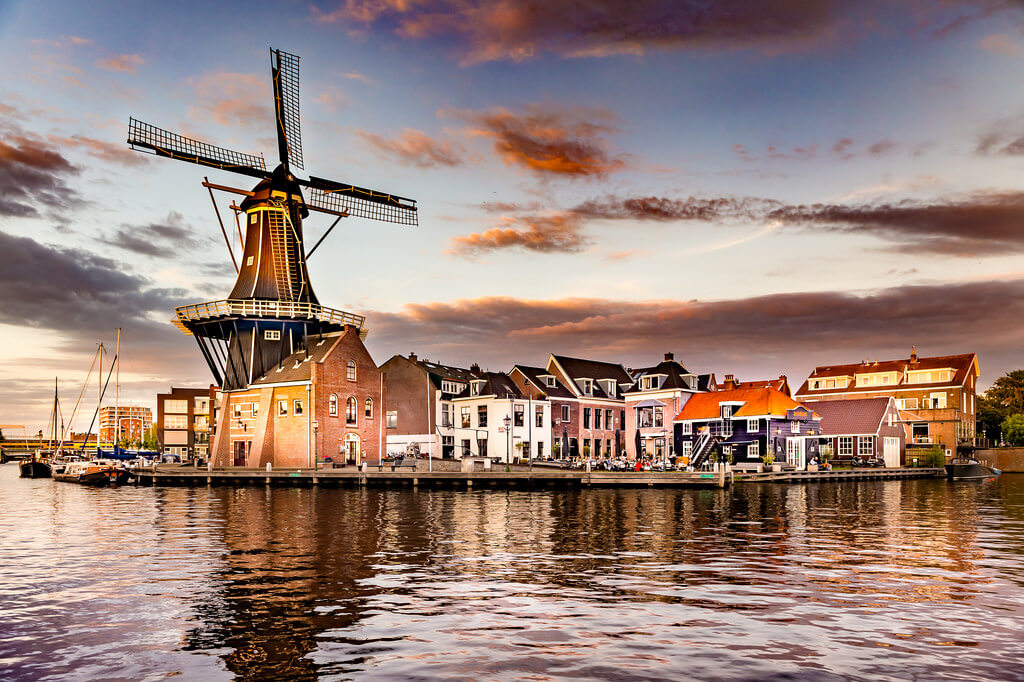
[346, 396, 357, 425]
[328, 393, 338, 417]
[365, 397, 373, 418]
[347, 359, 357, 382]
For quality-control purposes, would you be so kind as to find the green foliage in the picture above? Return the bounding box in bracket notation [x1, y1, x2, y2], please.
[919, 445, 946, 467]
[977, 393, 1010, 441]
[988, 369, 1024, 415]
[1001, 414, 1024, 446]
[760, 453, 775, 466]
[582, 445, 591, 456]
[141, 426, 158, 451]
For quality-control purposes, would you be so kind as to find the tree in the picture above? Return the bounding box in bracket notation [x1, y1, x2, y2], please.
[988, 369, 1024, 415]
[1002, 414, 1024, 447]
[977, 393, 1010, 441]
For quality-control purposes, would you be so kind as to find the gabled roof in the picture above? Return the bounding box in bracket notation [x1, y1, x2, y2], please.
[673, 386, 813, 421]
[252, 331, 347, 385]
[454, 371, 522, 400]
[697, 373, 716, 391]
[624, 360, 699, 393]
[797, 352, 978, 396]
[719, 375, 790, 397]
[810, 397, 892, 436]
[512, 365, 575, 399]
[550, 355, 632, 399]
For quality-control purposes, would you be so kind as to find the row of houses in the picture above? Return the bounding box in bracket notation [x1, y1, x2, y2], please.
[155, 326, 979, 470]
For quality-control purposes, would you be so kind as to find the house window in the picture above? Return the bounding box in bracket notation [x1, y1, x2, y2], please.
[594, 409, 603, 429]
[654, 406, 664, 428]
[791, 421, 799, 434]
[749, 441, 759, 458]
[278, 400, 288, 416]
[825, 379, 836, 389]
[620, 410, 625, 426]
[346, 397, 357, 425]
[681, 422, 692, 435]
[838, 437, 853, 457]
[347, 359, 357, 382]
[583, 408, 591, 429]
[682, 441, 693, 457]
[252, 402, 259, 417]
[523, 441, 531, 458]
[929, 392, 947, 409]
[812, 380, 821, 389]
[561, 404, 570, 422]
[294, 399, 303, 416]
[365, 398, 373, 419]
[537, 442, 544, 458]
[386, 411, 398, 429]
[329, 394, 338, 416]
[477, 405, 487, 427]
[641, 376, 656, 390]
[441, 403, 452, 428]
[470, 382, 481, 397]
[514, 404, 524, 427]
[165, 415, 188, 430]
[461, 407, 471, 428]
[581, 379, 593, 395]
[545, 376, 556, 388]
[606, 410, 614, 428]
[583, 438, 591, 454]
[859, 436, 873, 457]
[264, 329, 280, 341]
[721, 404, 732, 420]
[232, 404, 242, 419]
[477, 438, 488, 457]
[536, 406, 544, 428]
[603, 381, 616, 398]
[722, 419, 733, 437]
[461, 439, 471, 455]
[747, 418, 759, 433]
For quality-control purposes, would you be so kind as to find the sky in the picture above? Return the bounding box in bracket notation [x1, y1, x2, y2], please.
[1, 0, 1023, 434]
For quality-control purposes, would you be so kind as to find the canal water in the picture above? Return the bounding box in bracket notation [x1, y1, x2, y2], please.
[2, 465, 1023, 681]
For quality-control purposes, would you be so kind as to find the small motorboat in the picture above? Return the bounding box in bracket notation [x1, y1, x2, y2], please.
[945, 456, 1001, 480]
[52, 460, 132, 486]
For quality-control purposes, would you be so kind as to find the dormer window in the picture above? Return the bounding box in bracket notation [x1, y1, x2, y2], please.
[641, 376, 657, 391]
[544, 376, 556, 388]
[581, 379, 593, 395]
[470, 380, 484, 397]
[601, 380, 616, 397]
[721, 404, 733, 420]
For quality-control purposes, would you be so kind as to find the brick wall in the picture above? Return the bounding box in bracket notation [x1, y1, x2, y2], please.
[315, 328, 385, 464]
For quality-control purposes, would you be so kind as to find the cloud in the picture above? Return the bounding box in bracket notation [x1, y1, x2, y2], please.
[766, 191, 1024, 255]
[980, 32, 1024, 57]
[734, 137, 899, 162]
[97, 53, 144, 73]
[101, 211, 210, 257]
[48, 134, 150, 167]
[457, 105, 627, 177]
[0, 134, 83, 218]
[363, 278, 1024, 383]
[311, 1, 1020, 64]
[187, 71, 272, 129]
[449, 212, 587, 256]
[358, 128, 465, 167]
[976, 117, 1024, 156]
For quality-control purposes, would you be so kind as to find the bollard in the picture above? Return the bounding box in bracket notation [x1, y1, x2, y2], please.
[266, 462, 272, 472]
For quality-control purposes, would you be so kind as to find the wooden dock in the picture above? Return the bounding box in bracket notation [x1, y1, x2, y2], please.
[133, 467, 730, 489]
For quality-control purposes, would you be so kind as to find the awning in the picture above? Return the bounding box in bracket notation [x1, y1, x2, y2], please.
[634, 399, 667, 408]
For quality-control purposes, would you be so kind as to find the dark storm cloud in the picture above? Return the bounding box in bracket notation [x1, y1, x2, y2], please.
[0, 134, 84, 218]
[312, 0, 1020, 64]
[363, 278, 1024, 384]
[102, 211, 209, 257]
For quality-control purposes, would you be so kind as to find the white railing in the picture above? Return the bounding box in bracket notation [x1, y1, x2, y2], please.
[174, 299, 366, 329]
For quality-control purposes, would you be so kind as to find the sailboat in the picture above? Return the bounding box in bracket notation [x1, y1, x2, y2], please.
[19, 379, 60, 478]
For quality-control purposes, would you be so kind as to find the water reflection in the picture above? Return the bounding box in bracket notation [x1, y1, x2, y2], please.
[2, 467, 1023, 680]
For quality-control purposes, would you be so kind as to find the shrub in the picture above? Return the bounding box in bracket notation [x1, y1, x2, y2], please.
[1002, 414, 1024, 446]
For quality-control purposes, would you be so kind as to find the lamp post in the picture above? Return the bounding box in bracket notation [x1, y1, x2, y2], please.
[503, 414, 512, 464]
[312, 420, 319, 471]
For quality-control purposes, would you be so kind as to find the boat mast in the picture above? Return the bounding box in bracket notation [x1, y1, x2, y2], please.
[115, 328, 121, 449]
[98, 343, 104, 454]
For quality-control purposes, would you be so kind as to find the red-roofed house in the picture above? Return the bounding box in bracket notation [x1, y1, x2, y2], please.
[673, 387, 822, 469]
[811, 397, 906, 466]
[717, 373, 792, 397]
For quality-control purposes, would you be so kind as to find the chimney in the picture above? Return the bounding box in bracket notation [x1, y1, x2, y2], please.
[470, 362, 481, 374]
[664, 352, 674, 361]
[409, 352, 418, 363]
[722, 374, 737, 390]
[910, 345, 918, 364]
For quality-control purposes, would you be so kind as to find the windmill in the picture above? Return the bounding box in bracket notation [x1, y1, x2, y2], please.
[127, 48, 417, 391]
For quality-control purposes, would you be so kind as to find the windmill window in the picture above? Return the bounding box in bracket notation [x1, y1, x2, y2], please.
[264, 330, 281, 341]
[365, 398, 373, 418]
[346, 397, 357, 425]
[294, 399, 303, 415]
[347, 359, 357, 382]
[246, 256, 254, 266]
[250, 213, 257, 224]
[278, 400, 288, 416]
[329, 394, 338, 417]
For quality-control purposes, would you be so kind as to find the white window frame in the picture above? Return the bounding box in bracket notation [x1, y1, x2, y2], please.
[746, 418, 759, 433]
[561, 404, 570, 422]
[682, 441, 693, 457]
[858, 436, 873, 457]
[791, 421, 799, 434]
[278, 400, 288, 416]
[838, 436, 853, 457]
[749, 441, 759, 458]
[264, 329, 281, 341]
[681, 422, 692, 435]
[347, 359, 357, 382]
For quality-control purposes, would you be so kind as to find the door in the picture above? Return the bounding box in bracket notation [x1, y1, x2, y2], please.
[233, 440, 246, 467]
[882, 437, 900, 468]
[786, 438, 805, 468]
[344, 434, 361, 464]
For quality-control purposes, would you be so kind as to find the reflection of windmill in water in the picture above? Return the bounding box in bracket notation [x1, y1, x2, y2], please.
[127, 48, 417, 392]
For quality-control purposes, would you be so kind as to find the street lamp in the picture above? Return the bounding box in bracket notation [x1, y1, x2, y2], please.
[503, 414, 512, 464]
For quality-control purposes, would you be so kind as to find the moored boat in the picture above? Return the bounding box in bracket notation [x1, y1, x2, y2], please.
[945, 456, 1001, 480]
[19, 454, 52, 479]
[52, 460, 132, 486]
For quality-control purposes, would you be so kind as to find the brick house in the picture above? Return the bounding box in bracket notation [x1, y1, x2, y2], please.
[717, 373, 792, 397]
[157, 387, 213, 458]
[673, 387, 822, 469]
[509, 364, 578, 459]
[451, 372, 552, 462]
[210, 325, 384, 468]
[545, 355, 633, 459]
[622, 352, 705, 460]
[379, 353, 478, 459]
[795, 348, 979, 457]
[810, 397, 906, 467]
[100, 405, 154, 445]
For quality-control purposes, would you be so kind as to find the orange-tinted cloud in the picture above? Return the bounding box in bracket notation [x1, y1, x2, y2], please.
[97, 53, 144, 73]
[48, 134, 150, 167]
[358, 128, 465, 167]
[311, 1, 1018, 64]
[458, 105, 626, 177]
[448, 211, 586, 256]
[187, 71, 272, 129]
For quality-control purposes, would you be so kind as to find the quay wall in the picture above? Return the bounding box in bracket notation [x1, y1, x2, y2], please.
[975, 447, 1024, 472]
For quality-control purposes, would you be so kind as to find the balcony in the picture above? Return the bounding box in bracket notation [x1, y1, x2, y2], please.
[173, 299, 367, 338]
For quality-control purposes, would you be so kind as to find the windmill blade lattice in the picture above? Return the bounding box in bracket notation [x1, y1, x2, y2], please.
[128, 118, 269, 179]
[273, 49, 303, 170]
[303, 176, 418, 226]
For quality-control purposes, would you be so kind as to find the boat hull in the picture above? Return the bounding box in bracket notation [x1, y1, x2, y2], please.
[945, 461, 999, 480]
[53, 467, 132, 486]
[19, 460, 52, 478]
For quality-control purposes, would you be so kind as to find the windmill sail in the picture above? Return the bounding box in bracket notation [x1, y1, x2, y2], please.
[128, 118, 269, 179]
[303, 176, 418, 225]
[272, 48, 303, 170]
